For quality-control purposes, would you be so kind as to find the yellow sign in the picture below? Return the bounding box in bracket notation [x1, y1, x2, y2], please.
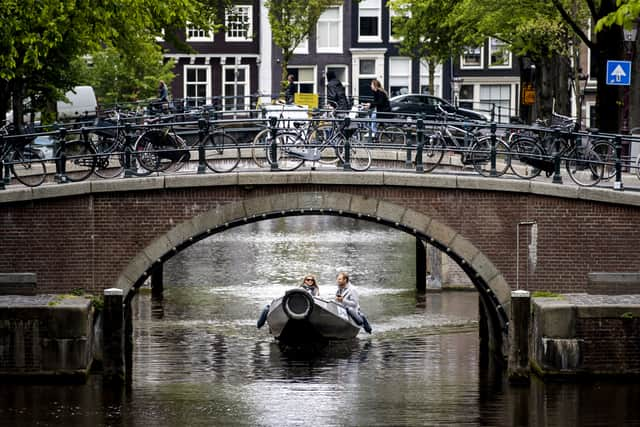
[522, 84, 535, 105]
[294, 93, 319, 109]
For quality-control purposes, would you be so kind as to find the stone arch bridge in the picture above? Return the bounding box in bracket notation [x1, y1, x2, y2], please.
[1, 171, 639, 355]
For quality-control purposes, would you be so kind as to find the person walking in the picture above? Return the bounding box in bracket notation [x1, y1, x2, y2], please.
[158, 80, 168, 102]
[366, 79, 391, 134]
[326, 71, 351, 113]
[284, 74, 296, 104]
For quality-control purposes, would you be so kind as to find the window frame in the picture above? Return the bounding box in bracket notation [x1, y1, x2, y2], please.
[184, 65, 211, 108]
[186, 23, 214, 42]
[358, 0, 382, 43]
[488, 37, 512, 69]
[316, 5, 343, 53]
[460, 46, 484, 70]
[225, 5, 253, 42]
[222, 64, 250, 113]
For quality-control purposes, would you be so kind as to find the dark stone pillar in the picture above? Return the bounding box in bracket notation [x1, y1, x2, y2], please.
[508, 290, 531, 384]
[416, 237, 426, 292]
[151, 264, 163, 300]
[103, 288, 125, 385]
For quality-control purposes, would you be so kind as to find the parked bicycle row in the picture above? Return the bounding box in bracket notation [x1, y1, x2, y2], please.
[0, 106, 638, 189]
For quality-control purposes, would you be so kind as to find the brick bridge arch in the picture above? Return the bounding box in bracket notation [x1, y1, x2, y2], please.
[117, 191, 512, 349]
[2, 172, 640, 357]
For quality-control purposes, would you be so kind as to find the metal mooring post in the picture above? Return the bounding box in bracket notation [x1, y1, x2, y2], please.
[508, 290, 531, 384]
[55, 127, 68, 183]
[342, 117, 352, 170]
[552, 130, 563, 184]
[614, 135, 624, 191]
[415, 118, 424, 173]
[103, 288, 125, 385]
[269, 116, 279, 171]
[197, 118, 208, 174]
[490, 122, 497, 176]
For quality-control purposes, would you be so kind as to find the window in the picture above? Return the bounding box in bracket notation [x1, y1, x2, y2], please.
[419, 60, 441, 96]
[223, 65, 250, 115]
[317, 6, 342, 53]
[358, 59, 377, 102]
[287, 67, 316, 94]
[186, 23, 213, 42]
[480, 85, 511, 123]
[489, 38, 511, 68]
[458, 85, 474, 109]
[294, 37, 309, 55]
[184, 66, 211, 108]
[226, 5, 252, 41]
[461, 46, 483, 69]
[389, 57, 411, 97]
[359, 0, 381, 42]
[389, 7, 410, 42]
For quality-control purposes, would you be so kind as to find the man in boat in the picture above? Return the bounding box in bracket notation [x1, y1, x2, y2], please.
[335, 272, 372, 333]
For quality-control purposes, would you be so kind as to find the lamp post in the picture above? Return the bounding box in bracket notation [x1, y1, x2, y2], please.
[452, 77, 464, 107]
[621, 20, 638, 163]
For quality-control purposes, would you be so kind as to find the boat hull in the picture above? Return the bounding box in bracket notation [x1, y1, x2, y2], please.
[265, 288, 361, 344]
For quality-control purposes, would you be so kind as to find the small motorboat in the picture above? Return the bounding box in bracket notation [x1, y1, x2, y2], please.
[257, 288, 366, 344]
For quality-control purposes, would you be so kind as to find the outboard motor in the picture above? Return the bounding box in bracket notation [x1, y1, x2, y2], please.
[282, 289, 314, 320]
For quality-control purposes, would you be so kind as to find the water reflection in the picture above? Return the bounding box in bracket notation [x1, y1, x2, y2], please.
[1, 216, 640, 426]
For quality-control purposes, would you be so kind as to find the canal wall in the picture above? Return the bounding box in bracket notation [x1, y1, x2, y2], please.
[0, 293, 95, 381]
[530, 294, 640, 379]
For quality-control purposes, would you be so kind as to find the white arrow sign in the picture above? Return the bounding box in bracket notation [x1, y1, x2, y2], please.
[611, 64, 627, 82]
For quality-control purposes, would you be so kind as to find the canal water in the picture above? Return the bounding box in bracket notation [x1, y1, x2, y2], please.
[2, 216, 640, 426]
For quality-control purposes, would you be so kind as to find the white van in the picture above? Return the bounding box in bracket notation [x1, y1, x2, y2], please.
[5, 86, 98, 124]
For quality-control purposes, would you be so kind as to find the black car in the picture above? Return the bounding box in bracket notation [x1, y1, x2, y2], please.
[390, 94, 488, 121]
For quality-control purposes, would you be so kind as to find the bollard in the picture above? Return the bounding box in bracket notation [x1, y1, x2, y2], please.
[415, 118, 424, 173]
[614, 135, 624, 191]
[197, 118, 208, 174]
[269, 116, 279, 171]
[55, 127, 68, 183]
[490, 122, 497, 176]
[552, 130, 563, 184]
[416, 237, 427, 292]
[508, 290, 531, 384]
[342, 117, 352, 170]
[103, 288, 125, 385]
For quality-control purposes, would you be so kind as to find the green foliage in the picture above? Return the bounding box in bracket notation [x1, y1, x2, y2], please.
[75, 46, 175, 105]
[532, 291, 562, 298]
[266, 0, 341, 93]
[596, 0, 640, 32]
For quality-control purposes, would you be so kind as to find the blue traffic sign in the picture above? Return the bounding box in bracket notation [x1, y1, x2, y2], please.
[607, 60, 631, 86]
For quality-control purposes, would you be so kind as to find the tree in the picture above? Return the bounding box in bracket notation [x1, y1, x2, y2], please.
[266, 0, 341, 97]
[389, 0, 472, 98]
[75, 46, 176, 106]
[0, 0, 214, 130]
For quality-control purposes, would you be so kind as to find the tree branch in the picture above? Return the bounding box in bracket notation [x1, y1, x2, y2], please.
[551, 0, 594, 50]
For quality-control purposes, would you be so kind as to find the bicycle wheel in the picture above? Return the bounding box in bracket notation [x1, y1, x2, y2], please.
[566, 148, 603, 187]
[312, 124, 340, 165]
[266, 131, 305, 171]
[56, 140, 96, 182]
[509, 136, 544, 179]
[134, 130, 184, 173]
[9, 147, 47, 187]
[470, 137, 510, 177]
[94, 132, 126, 179]
[203, 131, 240, 173]
[378, 126, 406, 145]
[338, 130, 372, 171]
[251, 128, 271, 168]
[419, 133, 445, 173]
[591, 140, 616, 180]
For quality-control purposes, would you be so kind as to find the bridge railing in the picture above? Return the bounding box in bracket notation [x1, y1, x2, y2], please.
[0, 107, 637, 191]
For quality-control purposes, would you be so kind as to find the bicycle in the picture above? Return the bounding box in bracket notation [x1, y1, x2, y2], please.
[509, 114, 604, 186]
[252, 114, 372, 171]
[200, 120, 241, 173]
[419, 107, 510, 176]
[133, 116, 190, 174]
[0, 121, 47, 187]
[351, 103, 407, 146]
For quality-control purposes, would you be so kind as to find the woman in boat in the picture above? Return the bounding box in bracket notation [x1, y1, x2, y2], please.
[301, 274, 320, 296]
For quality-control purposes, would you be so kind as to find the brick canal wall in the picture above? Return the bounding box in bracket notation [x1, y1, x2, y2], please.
[531, 294, 640, 378]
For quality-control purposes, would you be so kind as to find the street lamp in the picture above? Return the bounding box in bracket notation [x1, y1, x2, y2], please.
[621, 20, 639, 134]
[452, 77, 464, 107]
